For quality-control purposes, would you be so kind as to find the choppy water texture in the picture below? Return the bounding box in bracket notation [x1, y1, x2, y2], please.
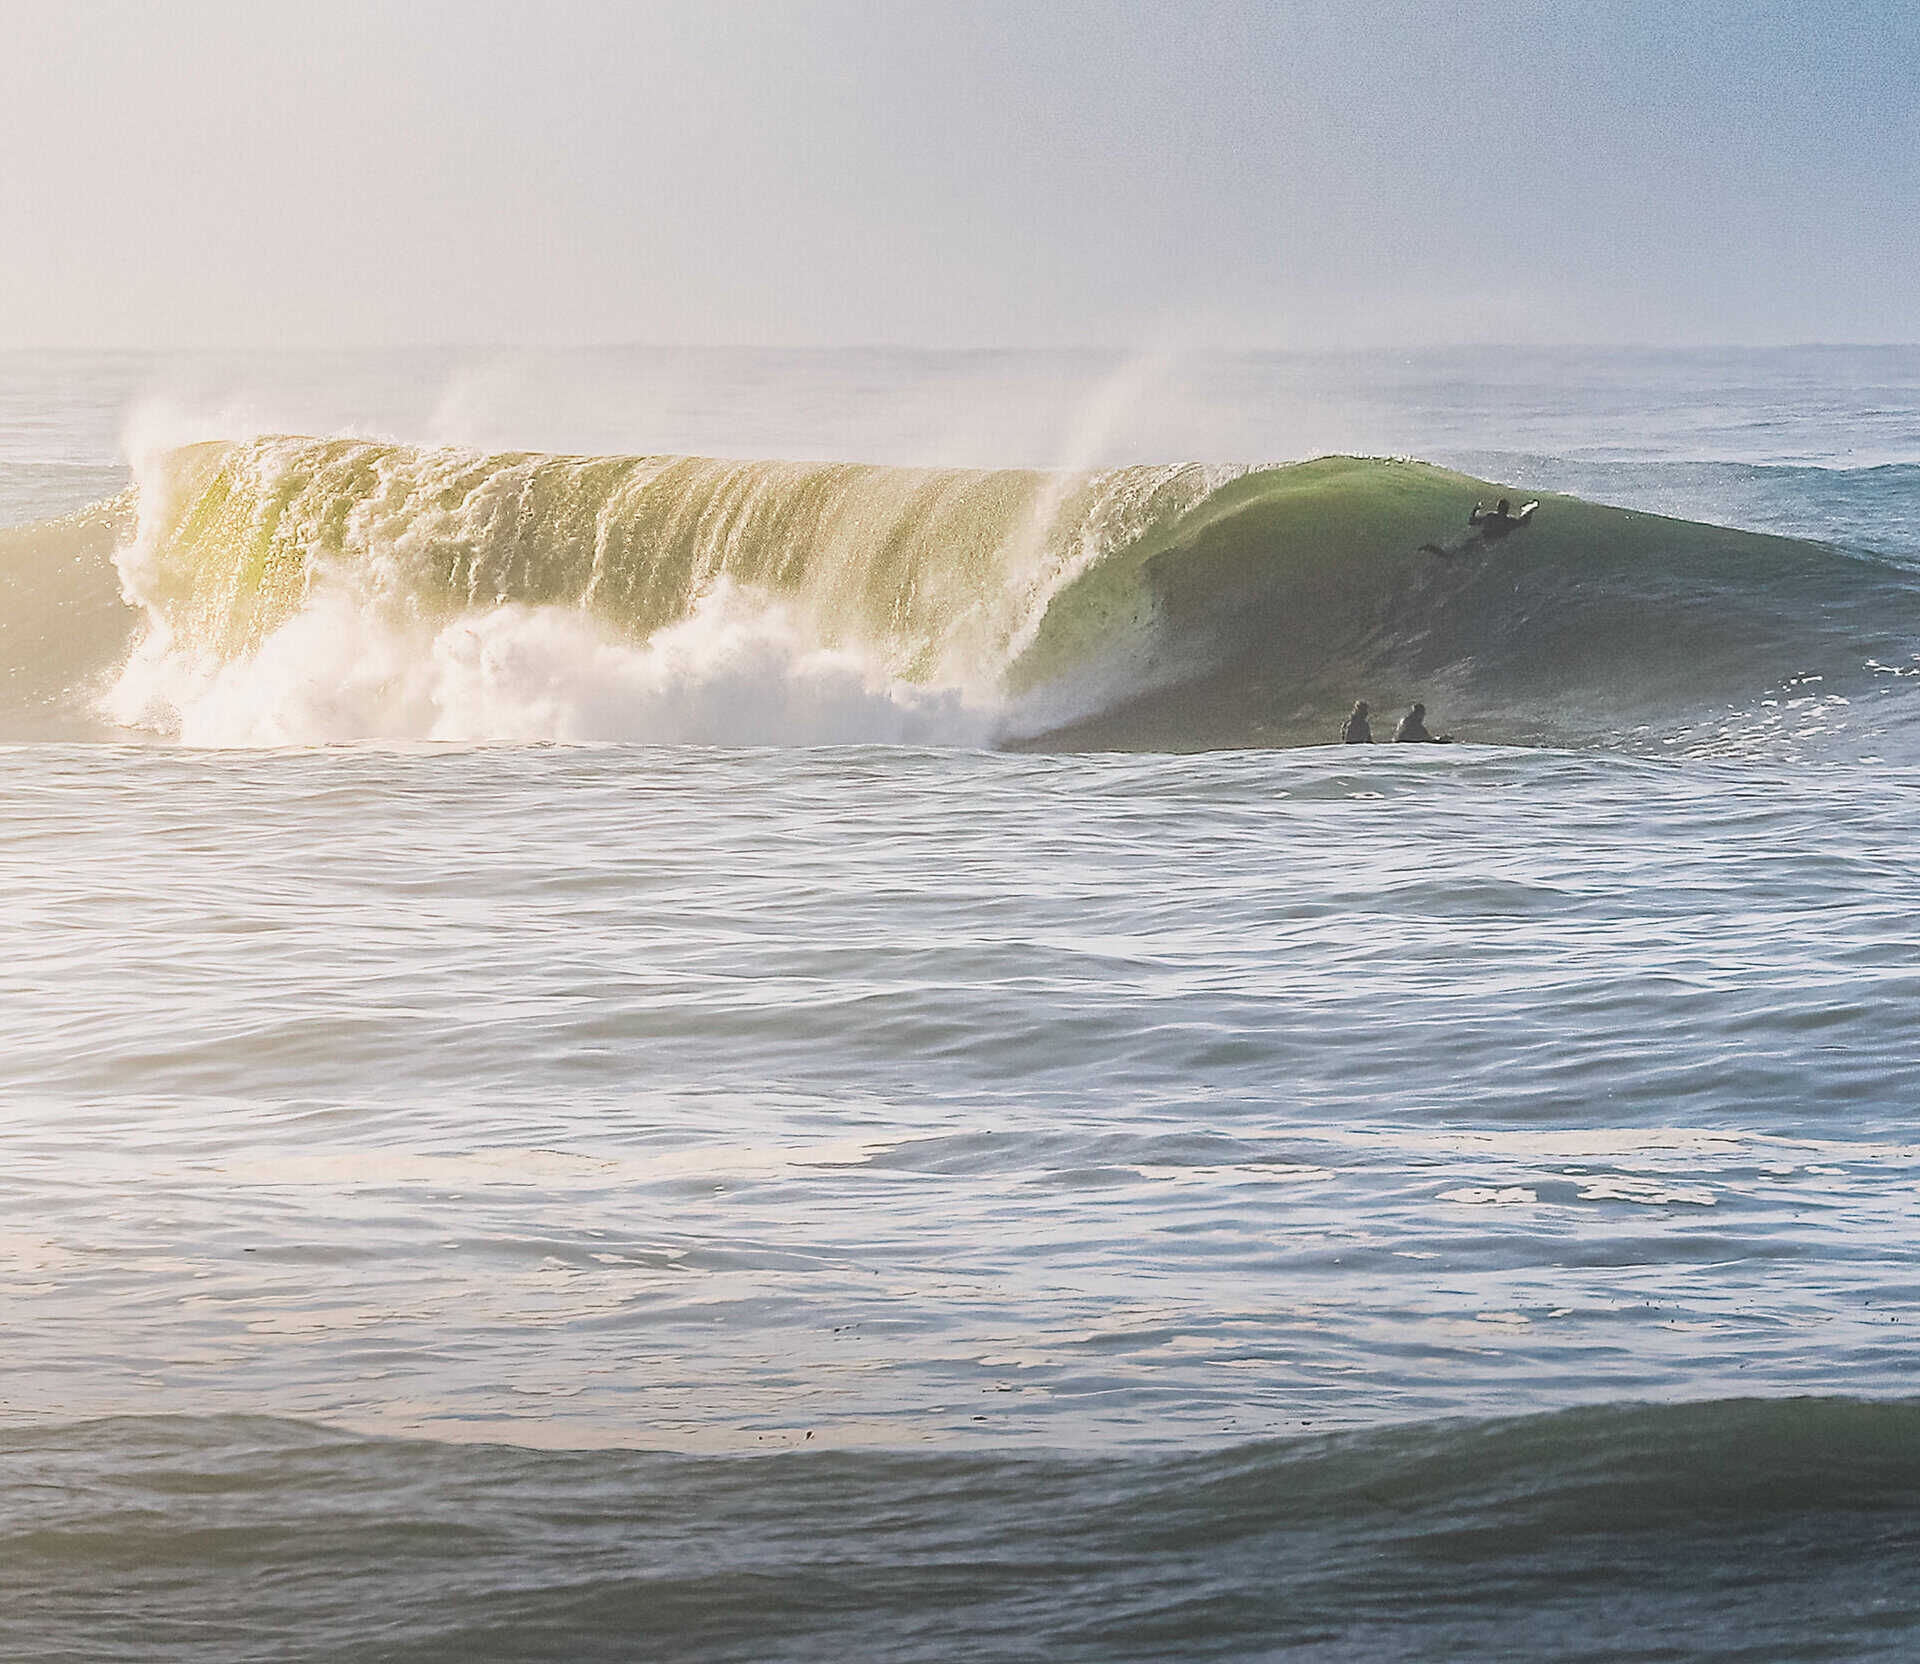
[2, 347, 1919, 1660]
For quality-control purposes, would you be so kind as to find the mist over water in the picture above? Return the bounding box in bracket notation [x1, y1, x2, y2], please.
[4, 347, 1920, 1661]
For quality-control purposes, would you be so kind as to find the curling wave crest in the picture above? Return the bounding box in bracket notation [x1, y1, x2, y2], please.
[6, 435, 1920, 752]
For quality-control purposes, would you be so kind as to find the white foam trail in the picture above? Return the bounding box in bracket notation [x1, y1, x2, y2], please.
[106, 578, 992, 748]
[103, 433, 996, 747]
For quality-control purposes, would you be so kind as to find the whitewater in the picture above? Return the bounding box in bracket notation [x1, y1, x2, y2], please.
[3, 345, 1918, 1661]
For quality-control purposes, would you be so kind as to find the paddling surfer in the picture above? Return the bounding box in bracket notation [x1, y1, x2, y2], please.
[1468, 498, 1528, 540]
[1419, 496, 1537, 558]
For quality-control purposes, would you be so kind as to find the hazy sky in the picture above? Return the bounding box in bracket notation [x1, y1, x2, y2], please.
[2, 0, 1914, 349]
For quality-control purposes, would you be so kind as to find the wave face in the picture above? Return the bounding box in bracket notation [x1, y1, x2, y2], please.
[8, 436, 1920, 751]
[6, 1398, 1918, 1662]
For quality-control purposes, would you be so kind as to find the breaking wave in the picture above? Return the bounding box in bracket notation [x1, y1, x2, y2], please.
[4, 436, 1920, 752]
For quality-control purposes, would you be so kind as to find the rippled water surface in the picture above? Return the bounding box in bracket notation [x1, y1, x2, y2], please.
[6, 744, 1916, 1457]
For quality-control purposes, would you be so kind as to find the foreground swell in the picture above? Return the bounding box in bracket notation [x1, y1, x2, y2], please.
[7, 1400, 1918, 1663]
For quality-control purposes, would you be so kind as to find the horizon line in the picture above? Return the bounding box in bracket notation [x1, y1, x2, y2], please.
[2, 339, 1918, 357]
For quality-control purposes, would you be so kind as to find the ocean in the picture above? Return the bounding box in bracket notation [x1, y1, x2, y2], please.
[2, 345, 1917, 1660]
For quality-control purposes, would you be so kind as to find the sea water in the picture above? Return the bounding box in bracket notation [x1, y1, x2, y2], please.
[1, 347, 1917, 1661]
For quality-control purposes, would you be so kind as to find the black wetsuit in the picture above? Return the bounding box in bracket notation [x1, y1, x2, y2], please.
[1342, 713, 1373, 743]
[1468, 505, 1523, 541]
[1394, 712, 1440, 743]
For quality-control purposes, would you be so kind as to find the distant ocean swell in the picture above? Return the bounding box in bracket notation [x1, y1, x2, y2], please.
[5, 437, 1920, 752]
[6, 1397, 1917, 1661]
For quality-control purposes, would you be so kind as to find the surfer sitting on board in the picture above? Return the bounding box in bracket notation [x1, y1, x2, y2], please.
[1341, 700, 1373, 743]
[1419, 496, 1537, 558]
[1393, 702, 1453, 743]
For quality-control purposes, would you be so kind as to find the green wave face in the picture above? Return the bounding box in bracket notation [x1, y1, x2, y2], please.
[110, 439, 1920, 751]
[1028, 454, 1918, 748]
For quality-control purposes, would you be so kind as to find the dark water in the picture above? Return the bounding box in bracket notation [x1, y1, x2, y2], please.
[8, 1400, 1918, 1662]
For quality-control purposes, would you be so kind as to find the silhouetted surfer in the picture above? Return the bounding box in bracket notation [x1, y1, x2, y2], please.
[1341, 700, 1373, 743]
[1419, 496, 1537, 558]
[1469, 498, 1531, 540]
[1393, 702, 1452, 743]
